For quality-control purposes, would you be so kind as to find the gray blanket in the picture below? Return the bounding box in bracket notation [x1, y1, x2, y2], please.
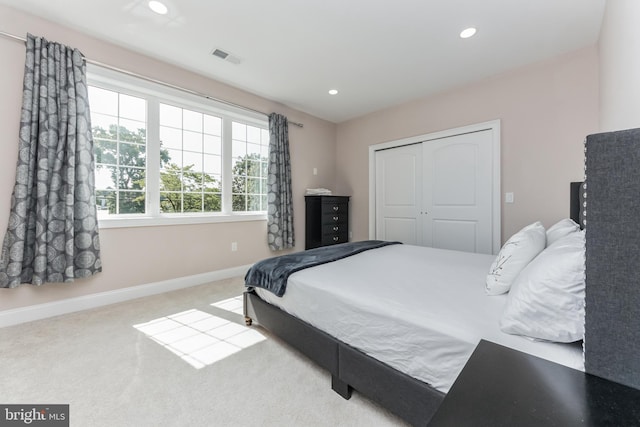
[244, 240, 401, 297]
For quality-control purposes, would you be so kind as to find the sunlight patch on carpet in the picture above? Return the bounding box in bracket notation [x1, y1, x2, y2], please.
[134, 307, 265, 369]
[210, 295, 243, 315]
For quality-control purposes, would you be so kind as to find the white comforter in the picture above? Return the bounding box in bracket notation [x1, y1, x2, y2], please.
[255, 244, 584, 392]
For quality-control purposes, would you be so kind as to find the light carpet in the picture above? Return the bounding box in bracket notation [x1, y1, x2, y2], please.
[0, 276, 407, 426]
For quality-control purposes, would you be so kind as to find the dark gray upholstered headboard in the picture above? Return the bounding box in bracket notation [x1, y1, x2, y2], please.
[585, 128, 640, 390]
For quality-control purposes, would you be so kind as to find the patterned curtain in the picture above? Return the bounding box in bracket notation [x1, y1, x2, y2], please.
[267, 113, 295, 251]
[0, 34, 102, 288]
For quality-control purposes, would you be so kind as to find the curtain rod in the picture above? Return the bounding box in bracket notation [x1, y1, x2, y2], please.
[0, 30, 304, 128]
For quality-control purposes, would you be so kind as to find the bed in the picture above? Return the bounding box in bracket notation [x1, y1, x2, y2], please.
[243, 238, 583, 425]
[243, 128, 640, 426]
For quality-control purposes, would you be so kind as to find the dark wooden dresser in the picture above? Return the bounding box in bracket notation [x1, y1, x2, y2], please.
[304, 195, 350, 249]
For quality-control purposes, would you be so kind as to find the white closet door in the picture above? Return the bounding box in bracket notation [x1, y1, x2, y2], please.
[422, 129, 493, 254]
[375, 143, 423, 245]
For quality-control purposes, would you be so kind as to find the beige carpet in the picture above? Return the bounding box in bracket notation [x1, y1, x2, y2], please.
[0, 277, 407, 426]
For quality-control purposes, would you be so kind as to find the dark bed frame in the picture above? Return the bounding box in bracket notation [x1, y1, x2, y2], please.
[243, 290, 444, 426]
[242, 128, 640, 426]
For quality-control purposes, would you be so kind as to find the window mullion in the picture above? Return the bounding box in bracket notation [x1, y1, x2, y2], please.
[221, 118, 233, 214]
[147, 97, 161, 216]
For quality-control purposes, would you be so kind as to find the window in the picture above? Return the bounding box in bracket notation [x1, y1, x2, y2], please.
[159, 103, 222, 213]
[91, 87, 147, 215]
[231, 122, 270, 212]
[87, 66, 269, 227]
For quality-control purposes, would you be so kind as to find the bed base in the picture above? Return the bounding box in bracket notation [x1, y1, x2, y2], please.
[243, 289, 444, 426]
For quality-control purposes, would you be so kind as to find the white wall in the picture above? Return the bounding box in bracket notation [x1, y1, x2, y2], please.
[599, 0, 640, 131]
[336, 47, 599, 242]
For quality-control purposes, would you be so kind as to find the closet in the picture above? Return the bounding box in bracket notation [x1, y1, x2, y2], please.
[370, 122, 500, 254]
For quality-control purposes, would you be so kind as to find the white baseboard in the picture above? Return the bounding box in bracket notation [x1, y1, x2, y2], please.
[0, 264, 252, 328]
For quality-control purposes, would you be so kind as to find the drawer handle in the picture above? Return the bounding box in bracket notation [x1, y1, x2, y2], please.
[333, 206, 339, 211]
[333, 226, 339, 231]
[333, 236, 339, 242]
[333, 216, 339, 221]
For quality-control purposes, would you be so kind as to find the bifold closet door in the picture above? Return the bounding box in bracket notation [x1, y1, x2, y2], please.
[422, 129, 493, 254]
[374, 143, 423, 245]
[374, 129, 494, 253]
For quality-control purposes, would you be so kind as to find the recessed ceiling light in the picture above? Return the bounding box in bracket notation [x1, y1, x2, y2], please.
[328, 89, 338, 95]
[460, 27, 477, 39]
[148, 1, 168, 15]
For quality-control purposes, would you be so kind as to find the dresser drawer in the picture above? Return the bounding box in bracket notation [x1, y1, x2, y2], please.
[321, 201, 348, 215]
[322, 212, 348, 224]
[321, 232, 349, 246]
[322, 223, 346, 235]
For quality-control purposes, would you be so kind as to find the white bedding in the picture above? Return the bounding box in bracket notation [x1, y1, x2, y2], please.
[254, 244, 584, 393]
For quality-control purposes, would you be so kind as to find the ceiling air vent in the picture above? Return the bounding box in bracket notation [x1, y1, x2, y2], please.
[211, 48, 242, 65]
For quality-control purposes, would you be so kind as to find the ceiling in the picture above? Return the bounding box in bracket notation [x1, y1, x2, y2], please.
[0, 0, 606, 123]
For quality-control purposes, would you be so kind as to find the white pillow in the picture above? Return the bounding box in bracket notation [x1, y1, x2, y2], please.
[499, 230, 585, 343]
[546, 218, 579, 246]
[485, 221, 546, 295]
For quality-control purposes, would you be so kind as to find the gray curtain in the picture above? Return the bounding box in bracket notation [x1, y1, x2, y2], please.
[0, 34, 102, 288]
[267, 113, 295, 251]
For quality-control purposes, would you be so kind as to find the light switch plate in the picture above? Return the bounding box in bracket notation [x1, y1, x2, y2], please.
[505, 192, 514, 203]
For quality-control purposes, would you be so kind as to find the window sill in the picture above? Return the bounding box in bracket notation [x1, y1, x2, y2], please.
[97, 213, 267, 229]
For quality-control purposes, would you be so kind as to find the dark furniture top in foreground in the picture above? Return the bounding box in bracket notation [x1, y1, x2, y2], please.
[305, 195, 349, 249]
[428, 340, 640, 427]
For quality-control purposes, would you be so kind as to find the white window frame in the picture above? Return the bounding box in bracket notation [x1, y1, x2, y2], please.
[87, 65, 269, 229]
